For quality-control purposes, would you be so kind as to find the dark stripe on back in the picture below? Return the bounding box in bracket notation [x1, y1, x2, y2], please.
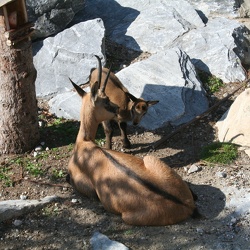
[101, 149, 186, 206]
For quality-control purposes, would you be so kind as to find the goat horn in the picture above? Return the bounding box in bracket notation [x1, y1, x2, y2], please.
[101, 62, 113, 93]
[94, 55, 102, 89]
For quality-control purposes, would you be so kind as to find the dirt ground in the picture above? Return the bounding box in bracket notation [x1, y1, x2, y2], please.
[1, 42, 250, 249]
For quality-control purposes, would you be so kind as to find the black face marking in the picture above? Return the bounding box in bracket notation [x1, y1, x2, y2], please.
[101, 149, 186, 206]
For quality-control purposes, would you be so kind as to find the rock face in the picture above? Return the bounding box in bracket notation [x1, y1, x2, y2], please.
[32, 0, 250, 130]
[33, 19, 105, 97]
[26, 0, 85, 39]
[48, 48, 208, 129]
[116, 49, 208, 129]
[216, 88, 250, 157]
[187, 0, 238, 18]
[171, 17, 249, 83]
[72, 0, 249, 83]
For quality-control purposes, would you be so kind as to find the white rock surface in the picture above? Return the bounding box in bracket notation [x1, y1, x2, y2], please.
[0, 196, 58, 222]
[216, 88, 250, 156]
[171, 17, 248, 83]
[33, 19, 105, 97]
[90, 231, 129, 250]
[49, 48, 208, 130]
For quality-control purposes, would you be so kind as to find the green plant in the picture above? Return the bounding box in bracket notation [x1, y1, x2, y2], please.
[42, 206, 59, 217]
[25, 162, 44, 176]
[200, 142, 238, 164]
[49, 117, 65, 126]
[51, 169, 65, 180]
[0, 166, 13, 187]
[207, 76, 224, 93]
[199, 72, 224, 94]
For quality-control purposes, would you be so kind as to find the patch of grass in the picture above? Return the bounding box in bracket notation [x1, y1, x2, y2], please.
[0, 166, 13, 187]
[25, 162, 44, 177]
[40, 119, 80, 148]
[124, 229, 134, 235]
[51, 169, 65, 181]
[10, 157, 45, 177]
[42, 205, 59, 217]
[199, 72, 224, 94]
[200, 142, 238, 164]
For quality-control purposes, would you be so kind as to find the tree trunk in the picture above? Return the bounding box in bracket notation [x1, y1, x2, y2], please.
[0, 14, 39, 154]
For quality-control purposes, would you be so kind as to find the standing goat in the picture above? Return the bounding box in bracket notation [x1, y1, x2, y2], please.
[88, 58, 158, 149]
[67, 56, 198, 226]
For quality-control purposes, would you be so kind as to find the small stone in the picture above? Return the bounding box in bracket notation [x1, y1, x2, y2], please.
[196, 228, 204, 235]
[45, 147, 49, 151]
[20, 195, 27, 200]
[35, 146, 43, 152]
[231, 217, 237, 224]
[188, 164, 202, 174]
[38, 121, 44, 127]
[13, 220, 22, 226]
[216, 172, 227, 178]
[71, 198, 78, 203]
[33, 152, 38, 157]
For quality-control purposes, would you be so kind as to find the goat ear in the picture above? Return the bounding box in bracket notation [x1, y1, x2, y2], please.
[69, 78, 86, 97]
[126, 92, 138, 102]
[147, 100, 159, 107]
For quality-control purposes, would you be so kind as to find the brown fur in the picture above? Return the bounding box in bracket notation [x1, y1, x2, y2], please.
[89, 67, 159, 149]
[67, 58, 196, 225]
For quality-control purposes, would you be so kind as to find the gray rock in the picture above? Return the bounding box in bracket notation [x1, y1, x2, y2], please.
[90, 231, 129, 250]
[75, 0, 204, 52]
[187, 0, 238, 19]
[171, 17, 248, 83]
[0, 196, 57, 222]
[49, 48, 209, 130]
[33, 19, 105, 97]
[109, 0, 205, 53]
[188, 164, 202, 174]
[72, 0, 248, 82]
[48, 92, 82, 120]
[116, 48, 208, 129]
[26, 0, 85, 39]
[216, 171, 227, 178]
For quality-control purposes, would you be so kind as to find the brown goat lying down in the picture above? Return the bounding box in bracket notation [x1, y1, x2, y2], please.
[67, 56, 198, 226]
[89, 58, 158, 149]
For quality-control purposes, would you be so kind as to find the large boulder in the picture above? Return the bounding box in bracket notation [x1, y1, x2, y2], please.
[171, 17, 249, 83]
[74, 0, 205, 52]
[116, 48, 208, 129]
[49, 48, 209, 130]
[33, 18, 105, 97]
[216, 88, 250, 157]
[73, 0, 248, 83]
[26, 0, 85, 39]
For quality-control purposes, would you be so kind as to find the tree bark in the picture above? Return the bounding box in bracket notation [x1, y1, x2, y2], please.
[0, 14, 39, 154]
